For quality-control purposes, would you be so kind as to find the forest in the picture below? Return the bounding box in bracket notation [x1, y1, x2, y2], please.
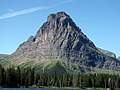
[0, 64, 120, 90]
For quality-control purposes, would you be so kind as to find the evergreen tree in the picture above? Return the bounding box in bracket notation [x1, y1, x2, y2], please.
[6, 66, 18, 87]
[0, 64, 3, 86]
[17, 66, 21, 87]
[0, 64, 5, 87]
[28, 68, 35, 86]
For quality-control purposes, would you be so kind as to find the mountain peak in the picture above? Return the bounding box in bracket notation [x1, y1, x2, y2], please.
[47, 12, 70, 22]
[46, 11, 78, 34]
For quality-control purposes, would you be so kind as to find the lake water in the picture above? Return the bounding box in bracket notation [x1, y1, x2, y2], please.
[0, 88, 84, 90]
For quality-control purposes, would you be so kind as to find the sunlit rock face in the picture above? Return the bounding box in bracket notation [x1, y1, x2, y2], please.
[97, 48, 116, 58]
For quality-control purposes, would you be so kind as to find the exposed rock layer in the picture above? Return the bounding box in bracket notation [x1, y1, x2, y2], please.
[97, 48, 116, 58]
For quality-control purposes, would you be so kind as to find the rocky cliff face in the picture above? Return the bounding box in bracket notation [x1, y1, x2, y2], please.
[97, 48, 116, 58]
[9, 12, 120, 71]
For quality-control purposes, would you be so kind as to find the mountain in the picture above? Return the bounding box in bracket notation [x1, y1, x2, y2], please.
[3, 12, 120, 73]
[0, 54, 9, 59]
[97, 48, 116, 58]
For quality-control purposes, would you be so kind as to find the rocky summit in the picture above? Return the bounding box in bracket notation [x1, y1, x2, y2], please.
[6, 12, 120, 72]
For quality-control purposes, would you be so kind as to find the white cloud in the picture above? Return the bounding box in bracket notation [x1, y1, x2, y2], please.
[0, 0, 74, 20]
[0, 6, 50, 20]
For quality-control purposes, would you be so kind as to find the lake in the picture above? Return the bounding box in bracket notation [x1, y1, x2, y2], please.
[0, 88, 85, 90]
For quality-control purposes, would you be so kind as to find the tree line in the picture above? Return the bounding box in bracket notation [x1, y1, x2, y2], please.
[0, 64, 120, 90]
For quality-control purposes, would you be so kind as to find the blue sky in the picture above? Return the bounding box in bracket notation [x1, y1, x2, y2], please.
[0, 0, 120, 57]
